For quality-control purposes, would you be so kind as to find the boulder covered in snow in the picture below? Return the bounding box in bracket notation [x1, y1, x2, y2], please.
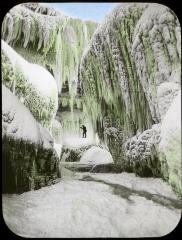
[2, 85, 58, 193]
[80, 146, 113, 165]
[159, 91, 181, 194]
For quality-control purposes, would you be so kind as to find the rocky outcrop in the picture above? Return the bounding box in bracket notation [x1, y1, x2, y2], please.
[79, 3, 181, 194]
[2, 40, 58, 129]
[2, 85, 59, 193]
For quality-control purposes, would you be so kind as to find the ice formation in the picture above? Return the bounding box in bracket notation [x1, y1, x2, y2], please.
[2, 3, 98, 95]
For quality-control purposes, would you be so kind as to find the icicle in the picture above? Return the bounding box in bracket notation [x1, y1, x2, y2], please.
[5, 13, 14, 44]
[54, 28, 62, 93]
[83, 22, 89, 49]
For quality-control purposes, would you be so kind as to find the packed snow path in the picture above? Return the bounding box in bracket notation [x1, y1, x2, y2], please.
[3, 172, 181, 238]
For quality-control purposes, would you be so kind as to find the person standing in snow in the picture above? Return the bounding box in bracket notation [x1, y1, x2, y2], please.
[80, 125, 87, 138]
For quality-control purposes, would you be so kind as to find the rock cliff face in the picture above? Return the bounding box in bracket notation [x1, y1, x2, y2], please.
[79, 3, 181, 194]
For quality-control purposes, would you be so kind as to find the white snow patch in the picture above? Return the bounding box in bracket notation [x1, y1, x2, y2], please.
[160, 91, 181, 152]
[54, 143, 62, 158]
[80, 146, 113, 165]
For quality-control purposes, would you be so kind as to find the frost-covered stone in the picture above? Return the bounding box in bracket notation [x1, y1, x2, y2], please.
[124, 124, 160, 164]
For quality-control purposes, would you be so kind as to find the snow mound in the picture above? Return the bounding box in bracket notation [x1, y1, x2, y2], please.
[159, 91, 181, 193]
[80, 146, 113, 165]
[2, 84, 40, 143]
[2, 84, 54, 148]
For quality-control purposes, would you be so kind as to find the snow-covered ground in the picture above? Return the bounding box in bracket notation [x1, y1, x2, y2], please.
[3, 172, 181, 238]
[62, 135, 97, 148]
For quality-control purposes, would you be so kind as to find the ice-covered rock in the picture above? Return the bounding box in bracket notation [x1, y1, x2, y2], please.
[80, 146, 113, 165]
[124, 124, 161, 176]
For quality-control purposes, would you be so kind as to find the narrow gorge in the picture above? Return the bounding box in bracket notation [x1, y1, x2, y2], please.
[2, 2, 181, 238]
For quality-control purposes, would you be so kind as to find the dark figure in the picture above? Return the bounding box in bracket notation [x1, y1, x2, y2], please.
[80, 125, 87, 138]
